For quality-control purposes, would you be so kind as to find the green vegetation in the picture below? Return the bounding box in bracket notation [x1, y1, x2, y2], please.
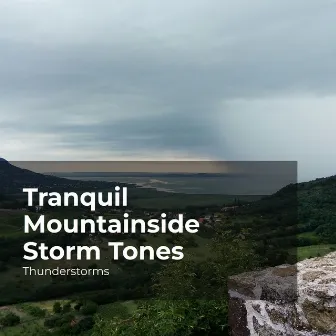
[97, 301, 137, 319]
[289, 244, 336, 261]
[0, 312, 20, 327]
[0, 300, 98, 336]
[91, 228, 260, 335]
[93, 300, 229, 336]
[130, 193, 257, 209]
[52, 302, 62, 314]
[19, 304, 47, 317]
[1, 161, 336, 335]
[80, 302, 98, 316]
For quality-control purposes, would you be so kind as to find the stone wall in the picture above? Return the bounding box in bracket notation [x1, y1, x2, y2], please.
[228, 252, 336, 335]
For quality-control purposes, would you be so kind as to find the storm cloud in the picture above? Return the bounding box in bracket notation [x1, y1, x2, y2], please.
[0, 0, 336, 180]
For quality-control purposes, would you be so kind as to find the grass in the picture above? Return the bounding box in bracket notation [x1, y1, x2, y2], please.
[0, 210, 40, 237]
[0, 304, 47, 336]
[97, 301, 137, 319]
[31, 299, 69, 312]
[0, 227, 214, 306]
[0, 319, 46, 336]
[0, 299, 138, 335]
[297, 231, 321, 244]
[289, 244, 336, 261]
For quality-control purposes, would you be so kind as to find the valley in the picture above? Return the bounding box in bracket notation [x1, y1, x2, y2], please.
[0, 160, 335, 335]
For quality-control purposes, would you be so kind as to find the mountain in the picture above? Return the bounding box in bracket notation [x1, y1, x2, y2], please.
[0, 162, 237, 208]
[0, 160, 122, 194]
[239, 173, 336, 248]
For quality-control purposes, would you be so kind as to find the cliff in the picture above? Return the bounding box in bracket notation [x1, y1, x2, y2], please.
[228, 252, 336, 335]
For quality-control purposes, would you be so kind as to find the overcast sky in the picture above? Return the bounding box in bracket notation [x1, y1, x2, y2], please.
[0, 0, 336, 181]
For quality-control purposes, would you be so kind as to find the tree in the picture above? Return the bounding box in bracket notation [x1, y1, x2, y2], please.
[73, 301, 83, 311]
[62, 302, 71, 313]
[0, 312, 20, 327]
[92, 300, 228, 336]
[91, 228, 261, 336]
[80, 301, 98, 315]
[53, 301, 62, 314]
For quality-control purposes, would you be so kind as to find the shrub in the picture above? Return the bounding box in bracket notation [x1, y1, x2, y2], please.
[44, 315, 59, 328]
[21, 304, 47, 318]
[53, 301, 62, 314]
[55, 313, 74, 327]
[62, 302, 71, 313]
[80, 301, 98, 315]
[74, 301, 83, 311]
[44, 313, 74, 328]
[0, 312, 20, 327]
[73, 316, 94, 333]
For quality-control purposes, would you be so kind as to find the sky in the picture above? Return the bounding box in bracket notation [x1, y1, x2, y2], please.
[0, 0, 336, 182]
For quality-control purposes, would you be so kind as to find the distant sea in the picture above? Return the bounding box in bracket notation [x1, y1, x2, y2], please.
[50, 172, 295, 195]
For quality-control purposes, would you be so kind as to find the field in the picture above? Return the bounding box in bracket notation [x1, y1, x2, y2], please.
[0, 204, 217, 308]
[0, 210, 30, 237]
[297, 231, 321, 244]
[0, 170, 335, 335]
[0, 299, 138, 336]
[0, 231, 213, 295]
[0, 303, 46, 336]
[289, 244, 336, 261]
[97, 301, 137, 318]
[1, 200, 333, 307]
[130, 193, 259, 209]
[0, 207, 113, 238]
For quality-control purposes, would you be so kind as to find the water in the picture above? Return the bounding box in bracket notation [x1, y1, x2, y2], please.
[52, 173, 295, 195]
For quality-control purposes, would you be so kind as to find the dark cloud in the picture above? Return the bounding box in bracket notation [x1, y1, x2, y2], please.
[0, 0, 335, 179]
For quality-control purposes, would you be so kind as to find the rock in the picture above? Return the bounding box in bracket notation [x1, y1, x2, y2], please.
[228, 252, 336, 335]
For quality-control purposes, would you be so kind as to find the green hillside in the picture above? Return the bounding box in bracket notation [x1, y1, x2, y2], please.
[0, 162, 335, 335]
